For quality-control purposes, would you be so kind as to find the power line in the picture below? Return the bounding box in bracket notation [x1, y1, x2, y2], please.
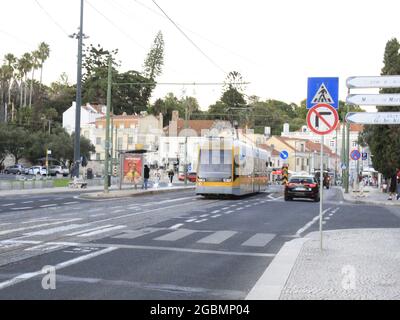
[150, 0, 226, 75]
[34, 0, 69, 36]
[86, 0, 146, 50]
[113, 82, 250, 86]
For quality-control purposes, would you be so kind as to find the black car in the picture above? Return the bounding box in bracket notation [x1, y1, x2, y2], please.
[284, 175, 320, 202]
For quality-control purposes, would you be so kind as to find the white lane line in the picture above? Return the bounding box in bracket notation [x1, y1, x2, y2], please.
[0, 247, 117, 291]
[110, 206, 124, 209]
[39, 199, 50, 202]
[0, 219, 82, 236]
[197, 231, 237, 245]
[156, 196, 197, 205]
[1, 203, 15, 207]
[245, 205, 252, 208]
[154, 229, 196, 241]
[112, 227, 162, 239]
[11, 207, 33, 210]
[24, 224, 87, 236]
[169, 223, 184, 230]
[63, 202, 79, 205]
[25, 244, 65, 252]
[195, 219, 208, 223]
[77, 226, 126, 237]
[225, 210, 234, 214]
[221, 207, 230, 210]
[236, 207, 244, 211]
[199, 214, 209, 218]
[21, 201, 34, 204]
[112, 209, 125, 214]
[211, 210, 220, 214]
[67, 225, 114, 236]
[295, 208, 333, 237]
[40, 204, 57, 208]
[185, 219, 197, 223]
[329, 213, 333, 217]
[242, 233, 275, 247]
[211, 214, 221, 218]
[324, 217, 331, 220]
[90, 213, 106, 217]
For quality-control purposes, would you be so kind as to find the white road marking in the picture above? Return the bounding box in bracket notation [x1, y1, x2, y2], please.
[21, 201, 34, 204]
[295, 207, 333, 237]
[242, 233, 275, 247]
[77, 226, 126, 237]
[154, 229, 196, 241]
[24, 224, 87, 236]
[39, 199, 50, 202]
[25, 244, 65, 252]
[112, 228, 161, 239]
[63, 202, 79, 205]
[195, 219, 208, 223]
[211, 214, 221, 218]
[197, 231, 237, 244]
[11, 207, 33, 210]
[185, 219, 197, 223]
[221, 207, 230, 210]
[199, 214, 209, 218]
[324, 217, 331, 220]
[0, 247, 117, 291]
[112, 209, 125, 214]
[225, 210, 234, 214]
[169, 224, 184, 230]
[245, 205, 252, 208]
[211, 210, 220, 214]
[1, 203, 15, 207]
[236, 207, 244, 211]
[66, 225, 114, 236]
[0, 219, 82, 236]
[40, 204, 57, 208]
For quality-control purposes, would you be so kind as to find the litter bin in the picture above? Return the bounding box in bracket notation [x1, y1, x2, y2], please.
[87, 168, 93, 179]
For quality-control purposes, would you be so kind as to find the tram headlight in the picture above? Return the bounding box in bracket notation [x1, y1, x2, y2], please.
[198, 178, 206, 182]
[223, 178, 232, 183]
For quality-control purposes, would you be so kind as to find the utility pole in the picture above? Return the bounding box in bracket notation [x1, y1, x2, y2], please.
[104, 56, 112, 193]
[72, 0, 84, 178]
[345, 101, 350, 193]
[184, 99, 189, 186]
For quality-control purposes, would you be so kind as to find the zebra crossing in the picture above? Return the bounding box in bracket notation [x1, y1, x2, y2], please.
[111, 227, 277, 249]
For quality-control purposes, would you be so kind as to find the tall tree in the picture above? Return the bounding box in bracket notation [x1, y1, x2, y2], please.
[37, 42, 50, 85]
[142, 31, 165, 105]
[29, 50, 40, 108]
[362, 38, 400, 177]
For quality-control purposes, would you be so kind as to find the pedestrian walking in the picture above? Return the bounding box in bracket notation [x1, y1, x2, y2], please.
[168, 169, 174, 185]
[388, 171, 398, 200]
[143, 165, 150, 190]
[396, 168, 400, 200]
[153, 168, 161, 188]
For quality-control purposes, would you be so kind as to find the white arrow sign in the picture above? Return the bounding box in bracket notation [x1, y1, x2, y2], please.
[346, 76, 400, 89]
[346, 112, 400, 124]
[346, 94, 400, 106]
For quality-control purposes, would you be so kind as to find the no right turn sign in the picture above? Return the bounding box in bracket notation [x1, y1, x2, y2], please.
[307, 103, 339, 135]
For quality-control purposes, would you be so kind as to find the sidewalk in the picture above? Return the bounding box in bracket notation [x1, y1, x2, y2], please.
[279, 229, 400, 299]
[0, 181, 194, 197]
[341, 185, 400, 206]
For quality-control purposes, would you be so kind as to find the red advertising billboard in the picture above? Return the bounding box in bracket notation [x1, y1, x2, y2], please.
[123, 155, 143, 184]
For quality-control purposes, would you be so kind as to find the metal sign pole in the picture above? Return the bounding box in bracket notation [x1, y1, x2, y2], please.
[320, 134, 324, 251]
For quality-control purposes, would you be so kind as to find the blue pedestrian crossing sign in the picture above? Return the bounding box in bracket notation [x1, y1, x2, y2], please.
[307, 77, 339, 109]
[280, 150, 289, 160]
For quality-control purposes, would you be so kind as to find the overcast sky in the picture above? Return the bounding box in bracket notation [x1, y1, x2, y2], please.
[1, 0, 398, 111]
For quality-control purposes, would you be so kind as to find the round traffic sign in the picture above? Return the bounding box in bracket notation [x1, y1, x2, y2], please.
[280, 150, 289, 160]
[306, 103, 339, 135]
[350, 149, 361, 161]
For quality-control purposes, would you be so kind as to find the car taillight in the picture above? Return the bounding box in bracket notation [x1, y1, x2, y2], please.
[288, 183, 296, 187]
[308, 184, 317, 188]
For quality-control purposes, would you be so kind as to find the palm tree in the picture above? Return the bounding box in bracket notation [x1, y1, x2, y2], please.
[37, 42, 50, 85]
[19, 52, 32, 107]
[16, 58, 25, 109]
[3, 54, 17, 121]
[29, 50, 40, 108]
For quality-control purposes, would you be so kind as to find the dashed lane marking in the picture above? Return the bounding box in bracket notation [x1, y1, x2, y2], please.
[77, 226, 126, 237]
[295, 207, 333, 237]
[195, 219, 208, 223]
[40, 204, 57, 208]
[11, 207, 33, 211]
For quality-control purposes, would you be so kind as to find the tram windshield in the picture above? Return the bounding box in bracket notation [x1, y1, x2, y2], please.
[198, 149, 232, 178]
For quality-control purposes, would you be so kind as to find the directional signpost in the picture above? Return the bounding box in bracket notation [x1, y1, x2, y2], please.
[346, 94, 400, 106]
[307, 77, 339, 251]
[346, 112, 400, 124]
[346, 76, 400, 89]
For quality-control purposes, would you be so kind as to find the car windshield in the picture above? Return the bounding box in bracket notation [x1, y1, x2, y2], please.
[290, 177, 315, 184]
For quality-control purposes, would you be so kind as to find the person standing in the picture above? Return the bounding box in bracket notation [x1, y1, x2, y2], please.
[396, 168, 400, 200]
[143, 165, 150, 190]
[388, 170, 398, 200]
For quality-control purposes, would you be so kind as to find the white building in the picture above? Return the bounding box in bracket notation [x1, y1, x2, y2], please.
[62, 102, 106, 134]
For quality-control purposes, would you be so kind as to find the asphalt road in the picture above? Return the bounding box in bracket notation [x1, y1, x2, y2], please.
[0, 187, 399, 299]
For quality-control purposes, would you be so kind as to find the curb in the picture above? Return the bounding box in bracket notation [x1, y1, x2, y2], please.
[79, 186, 196, 200]
[245, 237, 309, 300]
[339, 188, 400, 207]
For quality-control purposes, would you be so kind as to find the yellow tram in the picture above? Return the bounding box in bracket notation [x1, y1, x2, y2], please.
[196, 137, 269, 197]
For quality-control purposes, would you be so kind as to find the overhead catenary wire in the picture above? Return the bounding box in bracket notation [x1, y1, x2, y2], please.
[85, 0, 147, 51]
[150, 0, 226, 75]
[112, 82, 250, 86]
[34, 0, 70, 37]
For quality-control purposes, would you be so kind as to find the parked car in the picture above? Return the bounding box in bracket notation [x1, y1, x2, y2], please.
[27, 166, 47, 176]
[4, 164, 25, 175]
[284, 175, 320, 202]
[178, 172, 197, 183]
[48, 165, 69, 177]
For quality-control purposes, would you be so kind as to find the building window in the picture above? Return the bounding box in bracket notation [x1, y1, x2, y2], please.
[96, 137, 101, 145]
[128, 136, 133, 145]
[96, 153, 101, 161]
[118, 137, 123, 150]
